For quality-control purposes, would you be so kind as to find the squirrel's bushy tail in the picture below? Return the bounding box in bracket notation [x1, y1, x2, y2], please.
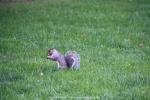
[65, 51, 80, 70]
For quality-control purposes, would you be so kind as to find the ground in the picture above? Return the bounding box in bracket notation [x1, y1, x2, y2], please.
[0, 0, 150, 99]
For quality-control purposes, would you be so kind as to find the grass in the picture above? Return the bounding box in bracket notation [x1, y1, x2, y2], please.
[0, 0, 150, 99]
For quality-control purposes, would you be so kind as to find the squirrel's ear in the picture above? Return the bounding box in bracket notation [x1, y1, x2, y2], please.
[48, 49, 51, 52]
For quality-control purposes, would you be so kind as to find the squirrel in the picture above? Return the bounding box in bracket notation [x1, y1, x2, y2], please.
[47, 48, 80, 70]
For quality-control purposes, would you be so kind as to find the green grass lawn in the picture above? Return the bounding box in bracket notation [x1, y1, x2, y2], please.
[0, 0, 150, 99]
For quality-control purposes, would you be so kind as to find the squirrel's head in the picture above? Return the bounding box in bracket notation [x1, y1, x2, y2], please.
[47, 48, 60, 61]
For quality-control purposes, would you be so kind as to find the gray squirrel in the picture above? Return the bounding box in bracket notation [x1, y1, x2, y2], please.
[47, 48, 80, 70]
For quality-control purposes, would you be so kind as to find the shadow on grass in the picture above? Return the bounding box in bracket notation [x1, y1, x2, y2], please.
[51, 66, 59, 72]
[42, 65, 79, 74]
[41, 66, 59, 74]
